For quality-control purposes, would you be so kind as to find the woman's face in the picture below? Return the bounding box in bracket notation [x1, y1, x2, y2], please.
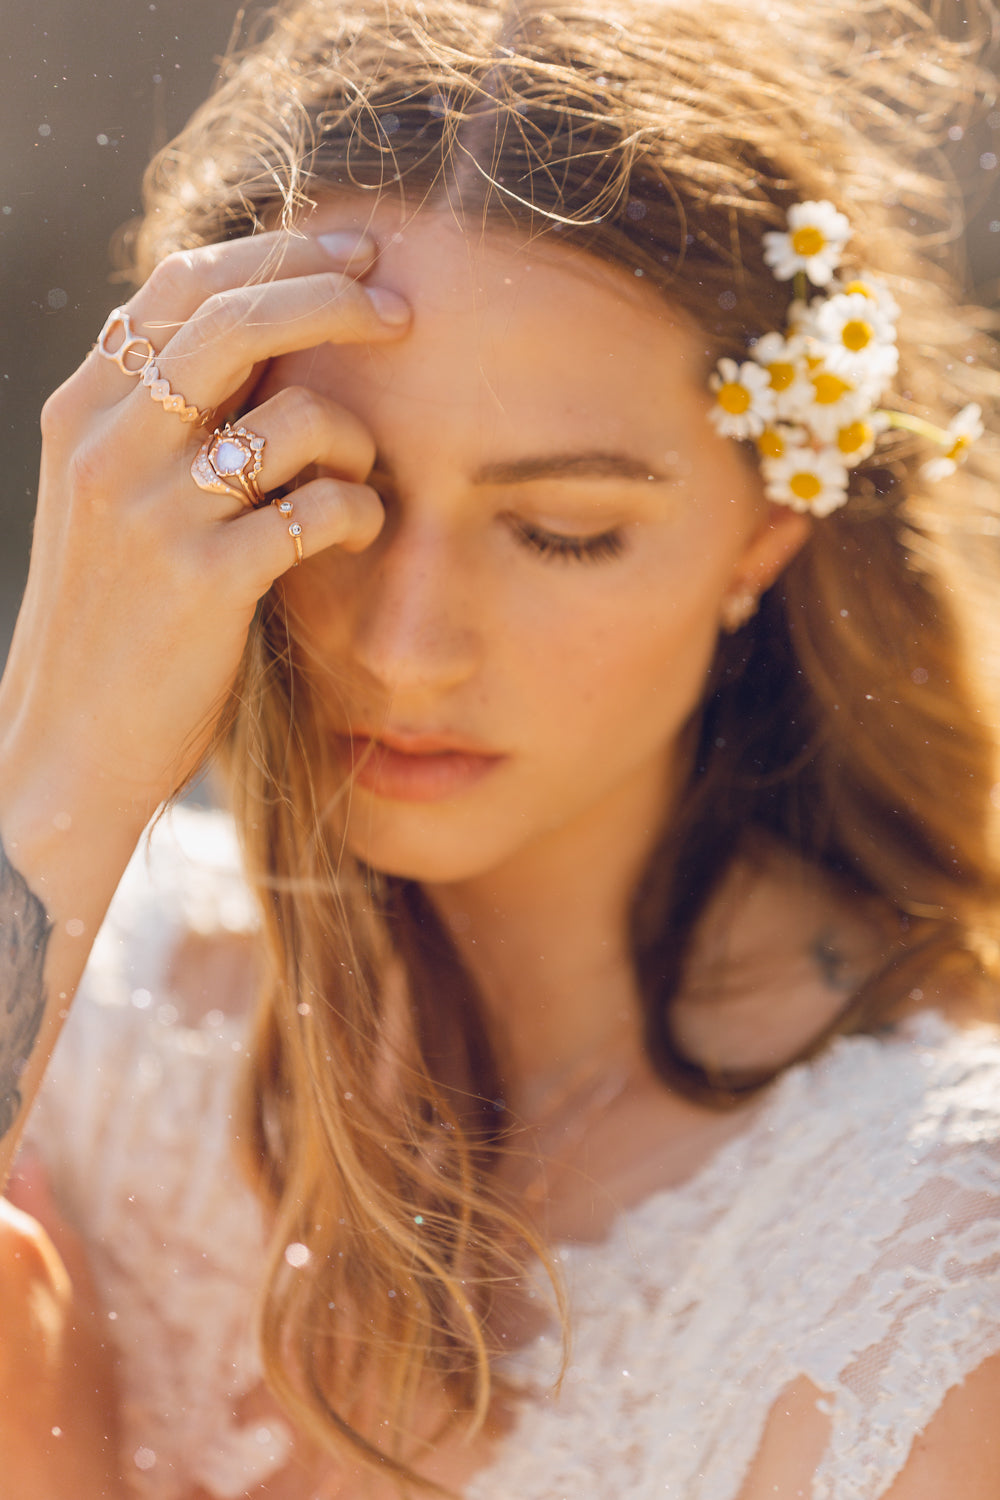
[262, 207, 804, 886]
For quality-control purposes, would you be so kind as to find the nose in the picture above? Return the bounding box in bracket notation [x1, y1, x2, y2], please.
[346, 515, 482, 700]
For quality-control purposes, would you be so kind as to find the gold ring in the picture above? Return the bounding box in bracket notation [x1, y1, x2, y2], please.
[96, 306, 156, 375]
[191, 424, 267, 508]
[275, 497, 304, 565]
[95, 306, 210, 427]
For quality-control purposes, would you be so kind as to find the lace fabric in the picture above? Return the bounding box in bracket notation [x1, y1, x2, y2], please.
[24, 808, 1000, 1500]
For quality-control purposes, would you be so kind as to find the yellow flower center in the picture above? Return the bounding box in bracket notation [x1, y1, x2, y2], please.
[946, 436, 970, 463]
[811, 372, 852, 405]
[768, 361, 797, 393]
[837, 421, 870, 455]
[791, 225, 827, 257]
[757, 428, 786, 459]
[840, 319, 873, 352]
[844, 279, 873, 298]
[789, 471, 823, 502]
[717, 382, 751, 415]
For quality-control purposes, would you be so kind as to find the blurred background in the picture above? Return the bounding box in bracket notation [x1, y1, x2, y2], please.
[1, 1, 998, 664]
[0, 0, 239, 658]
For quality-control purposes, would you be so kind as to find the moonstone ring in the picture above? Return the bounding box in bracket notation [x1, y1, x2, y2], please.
[191, 423, 267, 508]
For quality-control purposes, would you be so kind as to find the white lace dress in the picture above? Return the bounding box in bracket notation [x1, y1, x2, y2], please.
[24, 808, 1000, 1500]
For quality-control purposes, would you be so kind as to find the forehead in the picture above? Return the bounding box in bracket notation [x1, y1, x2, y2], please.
[283, 200, 714, 462]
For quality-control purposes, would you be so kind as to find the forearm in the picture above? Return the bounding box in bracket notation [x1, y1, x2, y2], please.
[0, 760, 150, 1183]
[0, 227, 395, 1183]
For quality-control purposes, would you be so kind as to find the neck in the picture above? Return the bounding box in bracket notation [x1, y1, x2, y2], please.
[425, 765, 669, 1119]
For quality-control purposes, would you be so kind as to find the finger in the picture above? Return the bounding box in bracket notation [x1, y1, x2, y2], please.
[222, 384, 380, 508]
[123, 381, 381, 527]
[99, 269, 409, 452]
[84, 226, 380, 406]
[217, 474, 385, 595]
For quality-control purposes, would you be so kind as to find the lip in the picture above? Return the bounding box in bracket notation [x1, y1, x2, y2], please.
[334, 727, 507, 803]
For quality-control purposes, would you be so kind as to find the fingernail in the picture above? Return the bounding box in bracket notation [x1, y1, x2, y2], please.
[318, 230, 374, 260]
[365, 286, 411, 325]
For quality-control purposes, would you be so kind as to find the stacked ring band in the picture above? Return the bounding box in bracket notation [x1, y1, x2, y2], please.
[275, 497, 304, 565]
[95, 306, 210, 427]
[191, 424, 267, 508]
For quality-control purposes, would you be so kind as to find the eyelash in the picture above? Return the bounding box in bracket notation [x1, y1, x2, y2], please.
[511, 519, 626, 564]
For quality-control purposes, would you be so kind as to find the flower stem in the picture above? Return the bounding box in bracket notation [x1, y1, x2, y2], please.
[879, 410, 948, 446]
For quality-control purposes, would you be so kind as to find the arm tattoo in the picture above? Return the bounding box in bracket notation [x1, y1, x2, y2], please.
[0, 835, 53, 1140]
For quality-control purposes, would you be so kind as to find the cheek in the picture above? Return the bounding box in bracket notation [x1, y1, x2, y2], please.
[515, 572, 725, 771]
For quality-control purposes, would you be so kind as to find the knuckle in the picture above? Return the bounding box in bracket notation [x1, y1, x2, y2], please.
[144, 251, 191, 304]
[272, 384, 327, 439]
[66, 438, 112, 502]
[190, 287, 254, 347]
[144, 248, 203, 305]
[316, 478, 383, 547]
[270, 386, 377, 476]
[149, 244, 236, 304]
[39, 380, 81, 443]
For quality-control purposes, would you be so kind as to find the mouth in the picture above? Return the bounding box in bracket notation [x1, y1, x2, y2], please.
[333, 727, 507, 803]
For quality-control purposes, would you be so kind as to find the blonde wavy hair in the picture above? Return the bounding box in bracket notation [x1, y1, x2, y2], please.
[129, 0, 1000, 1486]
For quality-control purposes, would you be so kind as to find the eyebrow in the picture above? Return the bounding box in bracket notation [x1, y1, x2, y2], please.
[470, 451, 674, 485]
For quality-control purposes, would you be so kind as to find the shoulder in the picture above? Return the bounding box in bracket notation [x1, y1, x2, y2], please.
[744, 1015, 1000, 1499]
[739, 1353, 1000, 1500]
[742, 1013, 1000, 1311]
[795, 1010, 1000, 1160]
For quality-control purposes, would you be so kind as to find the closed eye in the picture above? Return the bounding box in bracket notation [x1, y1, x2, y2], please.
[511, 518, 626, 564]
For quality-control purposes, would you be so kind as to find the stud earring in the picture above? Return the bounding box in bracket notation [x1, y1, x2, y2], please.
[720, 586, 759, 634]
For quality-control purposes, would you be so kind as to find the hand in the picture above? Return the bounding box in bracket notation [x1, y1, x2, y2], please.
[0, 1154, 124, 1499]
[0, 228, 410, 822]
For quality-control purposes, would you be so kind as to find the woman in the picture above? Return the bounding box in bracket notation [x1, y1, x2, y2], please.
[1, 0, 1000, 1494]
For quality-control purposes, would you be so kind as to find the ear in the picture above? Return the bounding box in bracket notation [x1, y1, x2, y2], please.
[718, 503, 809, 633]
[727, 501, 810, 602]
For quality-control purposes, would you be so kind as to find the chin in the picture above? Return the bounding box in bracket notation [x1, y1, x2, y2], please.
[338, 809, 516, 886]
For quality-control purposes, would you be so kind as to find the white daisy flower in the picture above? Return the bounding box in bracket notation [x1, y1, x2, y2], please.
[921, 403, 985, 481]
[762, 200, 851, 286]
[708, 358, 776, 438]
[761, 443, 851, 516]
[790, 364, 875, 444]
[755, 422, 808, 462]
[751, 331, 814, 420]
[834, 410, 890, 464]
[810, 291, 898, 382]
[835, 275, 900, 325]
